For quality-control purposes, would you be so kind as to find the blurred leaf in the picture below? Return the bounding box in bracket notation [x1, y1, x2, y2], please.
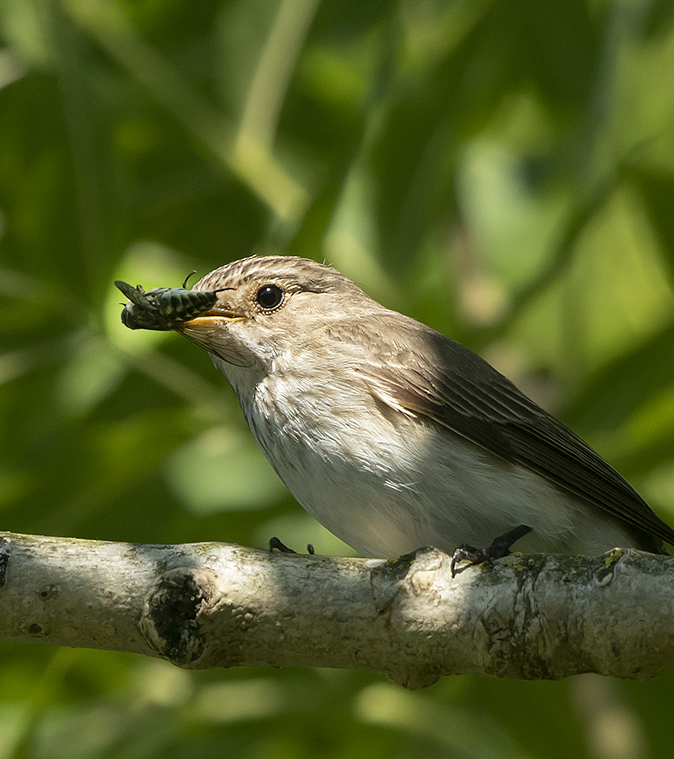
[633, 169, 674, 285]
[355, 683, 532, 759]
[565, 320, 674, 434]
[165, 426, 286, 514]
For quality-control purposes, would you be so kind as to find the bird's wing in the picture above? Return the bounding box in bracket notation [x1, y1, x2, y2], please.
[349, 315, 674, 548]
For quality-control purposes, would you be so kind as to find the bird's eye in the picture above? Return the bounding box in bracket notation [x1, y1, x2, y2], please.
[256, 284, 284, 311]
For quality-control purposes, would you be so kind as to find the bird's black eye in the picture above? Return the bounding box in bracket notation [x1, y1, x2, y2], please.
[256, 284, 284, 311]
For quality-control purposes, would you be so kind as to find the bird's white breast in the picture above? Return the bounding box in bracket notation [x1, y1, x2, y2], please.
[212, 354, 637, 557]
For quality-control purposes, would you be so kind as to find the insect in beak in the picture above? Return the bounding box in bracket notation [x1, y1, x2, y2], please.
[115, 279, 234, 331]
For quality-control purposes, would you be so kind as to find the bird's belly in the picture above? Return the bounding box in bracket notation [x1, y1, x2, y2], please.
[244, 390, 637, 557]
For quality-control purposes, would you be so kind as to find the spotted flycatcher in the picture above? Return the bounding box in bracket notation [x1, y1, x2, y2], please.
[119, 256, 674, 563]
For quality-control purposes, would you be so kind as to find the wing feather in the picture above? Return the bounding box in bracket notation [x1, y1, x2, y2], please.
[348, 314, 674, 549]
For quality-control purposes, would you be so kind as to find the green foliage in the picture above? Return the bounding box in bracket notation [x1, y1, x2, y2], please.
[1, 0, 674, 756]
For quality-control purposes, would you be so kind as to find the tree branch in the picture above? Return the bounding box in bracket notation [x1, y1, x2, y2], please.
[1, 531, 672, 689]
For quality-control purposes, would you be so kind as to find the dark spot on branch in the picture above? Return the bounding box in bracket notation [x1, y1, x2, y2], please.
[140, 568, 216, 667]
[0, 537, 10, 588]
[37, 585, 59, 601]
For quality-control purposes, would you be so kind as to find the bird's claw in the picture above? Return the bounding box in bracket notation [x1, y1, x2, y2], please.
[269, 537, 315, 555]
[450, 524, 532, 577]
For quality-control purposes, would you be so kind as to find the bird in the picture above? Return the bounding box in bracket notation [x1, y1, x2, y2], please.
[122, 255, 674, 565]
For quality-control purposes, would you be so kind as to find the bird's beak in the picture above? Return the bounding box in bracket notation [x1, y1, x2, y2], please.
[175, 305, 246, 330]
[176, 305, 254, 367]
[183, 312, 244, 326]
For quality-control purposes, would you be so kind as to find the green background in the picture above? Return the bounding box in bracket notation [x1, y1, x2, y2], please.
[2, 0, 674, 756]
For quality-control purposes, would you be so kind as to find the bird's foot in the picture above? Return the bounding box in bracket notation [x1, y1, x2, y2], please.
[269, 537, 315, 555]
[450, 524, 532, 577]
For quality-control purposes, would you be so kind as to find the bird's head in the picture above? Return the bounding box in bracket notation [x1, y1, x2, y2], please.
[177, 256, 376, 371]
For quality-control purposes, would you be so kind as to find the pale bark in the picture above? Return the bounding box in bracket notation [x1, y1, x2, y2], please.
[0, 530, 672, 689]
